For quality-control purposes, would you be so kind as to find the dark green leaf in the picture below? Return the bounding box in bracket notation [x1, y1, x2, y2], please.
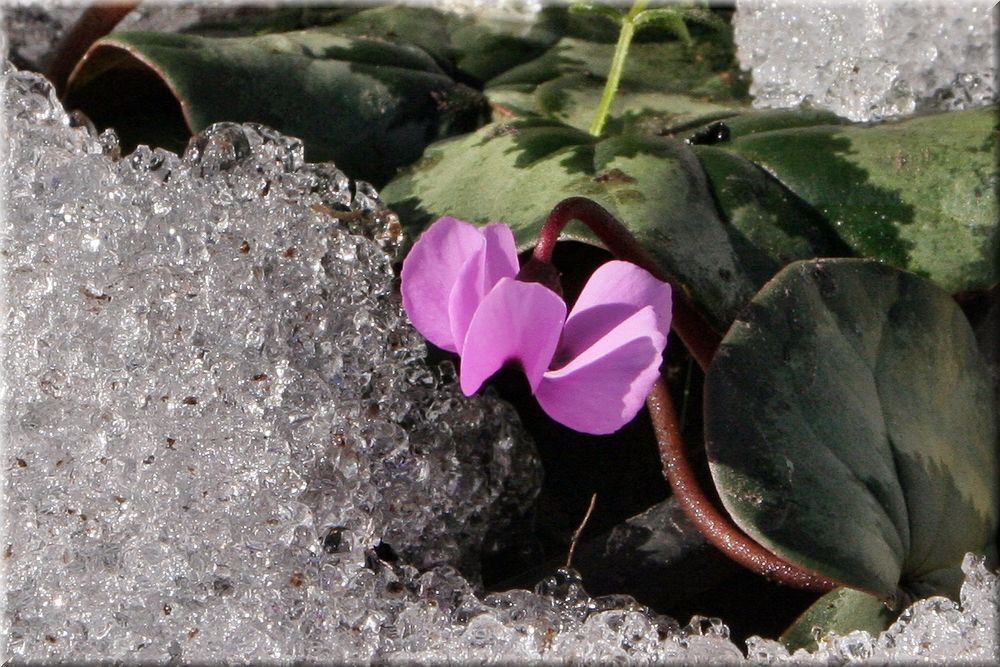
[568, 4, 624, 25]
[633, 9, 692, 46]
[65, 30, 490, 185]
[532, 72, 739, 133]
[781, 587, 897, 652]
[673, 107, 849, 140]
[705, 259, 999, 599]
[486, 25, 749, 133]
[329, 6, 563, 84]
[693, 145, 853, 286]
[726, 107, 998, 293]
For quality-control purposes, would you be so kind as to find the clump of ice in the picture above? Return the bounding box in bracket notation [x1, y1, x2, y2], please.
[734, 1, 997, 121]
[746, 554, 1000, 664]
[0, 63, 541, 662]
[2, 66, 998, 664]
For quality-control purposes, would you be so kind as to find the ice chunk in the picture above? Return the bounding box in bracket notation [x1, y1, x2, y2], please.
[734, 1, 996, 121]
[744, 554, 999, 664]
[1, 65, 540, 662]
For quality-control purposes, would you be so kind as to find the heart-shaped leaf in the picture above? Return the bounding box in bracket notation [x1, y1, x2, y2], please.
[382, 117, 853, 331]
[64, 29, 490, 185]
[705, 258, 998, 600]
[725, 107, 998, 293]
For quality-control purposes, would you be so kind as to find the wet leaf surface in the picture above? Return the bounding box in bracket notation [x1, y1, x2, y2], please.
[485, 20, 748, 133]
[65, 29, 490, 185]
[780, 586, 898, 652]
[705, 259, 998, 599]
[726, 107, 998, 293]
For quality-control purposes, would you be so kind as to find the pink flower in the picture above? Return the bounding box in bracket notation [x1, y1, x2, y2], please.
[401, 217, 672, 435]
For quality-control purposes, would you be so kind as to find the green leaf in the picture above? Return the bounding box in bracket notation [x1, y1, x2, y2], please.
[693, 145, 853, 286]
[568, 4, 625, 25]
[726, 107, 999, 293]
[328, 5, 563, 84]
[385, 118, 839, 330]
[633, 8, 692, 46]
[781, 587, 897, 653]
[673, 107, 849, 140]
[64, 29, 490, 185]
[705, 259, 999, 600]
[533, 73, 739, 134]
[486, 26, 749, 133]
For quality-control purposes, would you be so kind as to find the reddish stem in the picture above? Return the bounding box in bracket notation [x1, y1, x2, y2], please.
[530, 196, 841, 593]
[647, 378, 841, 592]
[527, 197, 719, 372]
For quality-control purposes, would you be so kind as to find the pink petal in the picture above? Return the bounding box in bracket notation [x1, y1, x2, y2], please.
[536, 307, 666, 435]
[459, 278, 565, 396]
[401, 217, 487, 352]
[447, 223, 519, 353]
[481, 224, 520, 288]
[557, 260, 672, 365]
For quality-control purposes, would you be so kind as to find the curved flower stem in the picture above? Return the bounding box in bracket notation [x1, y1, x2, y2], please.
[528, 196, 840, 593]
[524, 196, 719, 372]
[589, 0, 648, 137]
[646, 378, 841, 592]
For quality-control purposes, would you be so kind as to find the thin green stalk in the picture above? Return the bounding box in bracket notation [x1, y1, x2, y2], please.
[588, 0, 648, 137]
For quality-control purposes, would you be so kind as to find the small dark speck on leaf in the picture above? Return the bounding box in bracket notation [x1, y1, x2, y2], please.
[182, 396, 198, 405]
[239, 240, 250, 254]
[284, 247, 298, 258]
[289, 572, 305, 587]
[252, 373, 268, 381]
[594, 168, 637, 184]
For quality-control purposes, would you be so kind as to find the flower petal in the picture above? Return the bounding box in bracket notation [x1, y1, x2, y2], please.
[447, 223, 519, 353]
[459, 278, 565, 396]
[401, 217, 487, 352]
[557, 260, 672, 365]
[536, 306, 666, 435]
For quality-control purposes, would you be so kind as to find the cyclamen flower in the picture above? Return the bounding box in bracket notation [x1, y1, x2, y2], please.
[401, 217, 672, 435]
